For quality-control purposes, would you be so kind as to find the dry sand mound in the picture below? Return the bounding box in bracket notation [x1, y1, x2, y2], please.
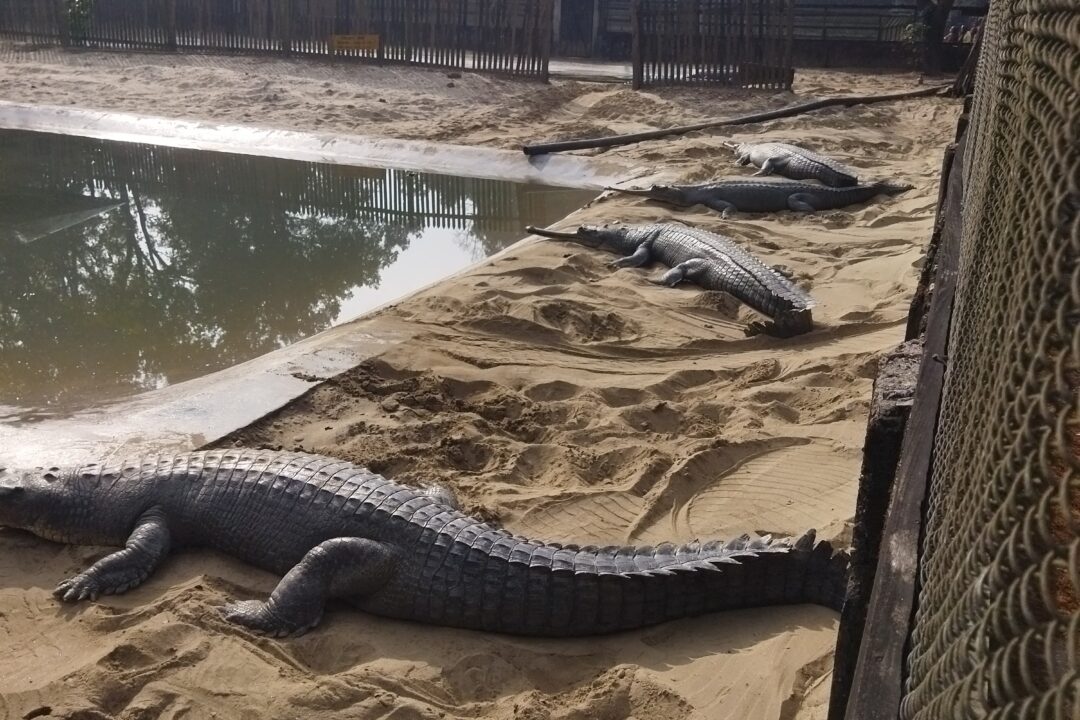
[0, 47, 959, 720]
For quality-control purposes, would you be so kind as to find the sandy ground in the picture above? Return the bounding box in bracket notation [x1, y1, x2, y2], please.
[0, 43, 959, 720]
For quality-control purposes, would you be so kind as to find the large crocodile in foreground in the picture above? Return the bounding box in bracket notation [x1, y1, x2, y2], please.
[728, 141, 860, 187]
[527, 222, 816, 337]
[608, 178, 912, 217]
[0, 450, 848, 637]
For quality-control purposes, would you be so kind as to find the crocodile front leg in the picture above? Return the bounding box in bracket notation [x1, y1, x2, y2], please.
[754, 156, 783, 176]
[701, 198, 738, 217]
[54, 507, 171, 602]
[787, 194, 819, 212]
[651, 258, 709, 287]
[221, 537, 398, 637]
[610, 244, 651, 268]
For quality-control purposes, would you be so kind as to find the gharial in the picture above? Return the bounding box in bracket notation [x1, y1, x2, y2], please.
[607, 177, 912, 217]
[726, 141, 860, 187]
[0, 450, 848, 638]
[527, 221, 815, 337]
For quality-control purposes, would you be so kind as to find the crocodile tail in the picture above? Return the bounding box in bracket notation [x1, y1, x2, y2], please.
[530, 531, 848, 636]
[683, 530, 849, 615]
[788, 529, 850, 611]
[415, 529, 849, 637]
[875, 180, 915, 195]
[832, 171, 860, 187]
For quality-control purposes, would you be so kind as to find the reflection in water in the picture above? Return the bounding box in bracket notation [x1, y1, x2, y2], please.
[0, 130, 592, 412]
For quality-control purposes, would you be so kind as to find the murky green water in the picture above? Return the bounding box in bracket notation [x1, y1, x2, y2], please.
[0, 130, 592, 414]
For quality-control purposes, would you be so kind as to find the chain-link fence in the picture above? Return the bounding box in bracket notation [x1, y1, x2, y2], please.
[899, 2, 1078, 718]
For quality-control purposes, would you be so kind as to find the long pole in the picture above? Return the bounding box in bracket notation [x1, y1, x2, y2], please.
[522, 84, 950, 156]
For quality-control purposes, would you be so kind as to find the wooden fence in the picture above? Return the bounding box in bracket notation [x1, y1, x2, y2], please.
[0, 0, 554, 80]
[0, 0, 65, 42]
[631, 0, 793, 90]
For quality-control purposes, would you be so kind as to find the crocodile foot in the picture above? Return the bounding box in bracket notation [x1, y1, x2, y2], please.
[220, 599, 321, 638]
[54, 573, 105, 602]
[54, 570, 146, 602]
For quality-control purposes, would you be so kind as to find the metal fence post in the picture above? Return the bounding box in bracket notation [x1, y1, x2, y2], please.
[56, 0, 71, 46]
[165, 0, 177, 49]
[631, 0, 643, 89]
[540, 0, 554, 83]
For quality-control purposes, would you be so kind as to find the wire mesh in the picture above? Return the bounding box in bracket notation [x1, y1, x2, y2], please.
[899, 2, 1078, 719]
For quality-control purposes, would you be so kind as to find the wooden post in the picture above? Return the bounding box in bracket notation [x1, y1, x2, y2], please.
[165, 0, 177, 49]
[784, 0, 793, 88]
[56, 0, 71, 46]
[631, 0, 642, 89]
[590, 0, 599, 56]
[921, 0, 954, 74]
[739, 0, 750, 86]
[826, 340, 922, 720]
[540, 0, 553, 82]
[842, 129, 967, 720]
[278, 0, 292, 55]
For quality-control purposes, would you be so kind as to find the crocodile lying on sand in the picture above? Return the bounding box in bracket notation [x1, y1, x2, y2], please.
[0, 450, 848, 638]
[608, 178, 912, 217]
[527, 222, 815, 337]
[728, 141, 860, 187]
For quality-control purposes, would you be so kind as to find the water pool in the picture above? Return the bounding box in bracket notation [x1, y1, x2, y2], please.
[0, 129, 593, 413]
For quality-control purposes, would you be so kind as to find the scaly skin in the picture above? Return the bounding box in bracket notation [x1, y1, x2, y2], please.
[0, 450, 848, 637]
[610, 178, 912, 217]
[731, 142, 860, 187]
[527, 222, 815, 336]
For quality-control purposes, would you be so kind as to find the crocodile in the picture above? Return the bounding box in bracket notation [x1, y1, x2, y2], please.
[727, 141, 860, 187]
[527, 222, 815, 336]
[608, 178, 913, 217]
[0, 450, 848, 638]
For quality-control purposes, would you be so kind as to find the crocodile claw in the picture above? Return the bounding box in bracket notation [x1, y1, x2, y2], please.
[54, 574, 101, 603]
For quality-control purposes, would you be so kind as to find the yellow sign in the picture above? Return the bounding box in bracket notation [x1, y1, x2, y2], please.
[331, 34, 380, 51]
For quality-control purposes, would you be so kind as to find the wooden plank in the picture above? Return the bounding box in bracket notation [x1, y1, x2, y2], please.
[842, 128, 968, 720]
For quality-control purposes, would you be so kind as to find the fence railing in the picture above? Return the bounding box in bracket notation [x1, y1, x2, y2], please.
[631, 0, 793, 90]
[0, 0, 554, 80]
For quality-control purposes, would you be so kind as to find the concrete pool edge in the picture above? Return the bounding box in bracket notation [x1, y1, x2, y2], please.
[0, 101, 634, 190]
